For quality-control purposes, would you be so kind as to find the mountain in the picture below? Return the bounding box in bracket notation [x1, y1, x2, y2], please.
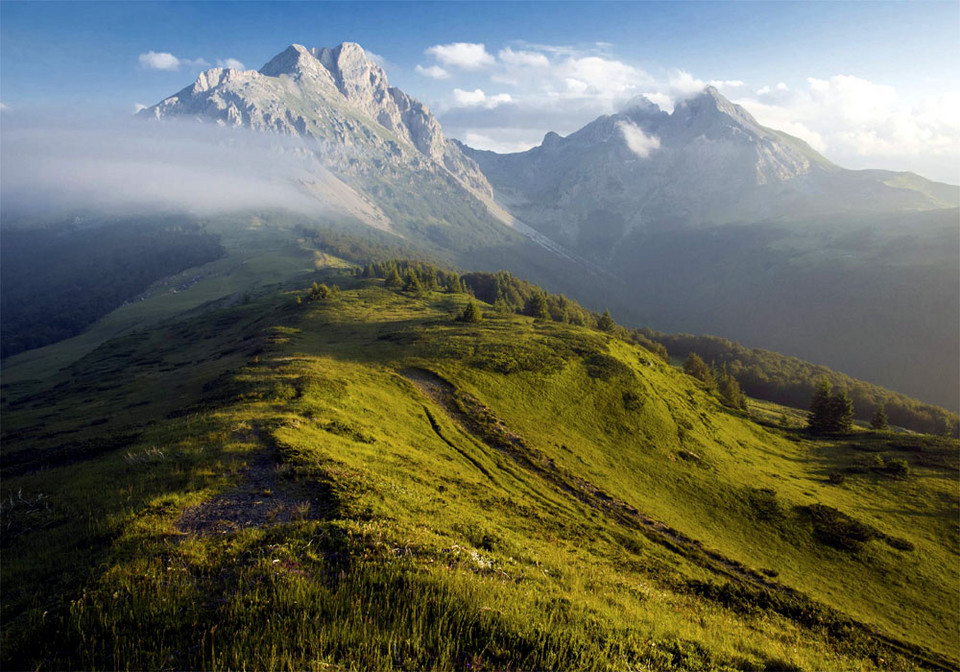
[144, 43, 492, 201]
[3, 262, 957, 669]
[462, 88, 960, 410]
[9, 46, 955, 411]
[463, 86, 958, 253]
[141, 42, 547, 267]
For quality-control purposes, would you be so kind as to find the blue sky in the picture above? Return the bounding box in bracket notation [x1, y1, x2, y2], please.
[2, 1, 958, 182]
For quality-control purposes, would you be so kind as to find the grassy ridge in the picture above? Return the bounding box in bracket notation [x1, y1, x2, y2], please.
[2, 272, 957, 670]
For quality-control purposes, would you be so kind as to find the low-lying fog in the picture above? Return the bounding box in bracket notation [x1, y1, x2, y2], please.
[1, 113, 331, 219]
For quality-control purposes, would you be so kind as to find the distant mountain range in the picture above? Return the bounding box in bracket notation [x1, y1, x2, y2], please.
[462, 86, 957, 257]
[133, 42, 959, 410]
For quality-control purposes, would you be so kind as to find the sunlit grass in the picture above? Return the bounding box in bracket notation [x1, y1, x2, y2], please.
[2, 278, 956, 670]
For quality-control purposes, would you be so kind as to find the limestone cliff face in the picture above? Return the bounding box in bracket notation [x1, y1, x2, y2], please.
[143, 42, 492, 200]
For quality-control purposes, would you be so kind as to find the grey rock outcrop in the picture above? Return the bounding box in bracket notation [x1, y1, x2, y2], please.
[142, 42, 492, 201]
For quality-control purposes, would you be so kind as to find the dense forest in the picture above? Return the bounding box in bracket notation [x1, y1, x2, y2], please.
[646, 330, 959, 436]
[1, 218, 223, 357]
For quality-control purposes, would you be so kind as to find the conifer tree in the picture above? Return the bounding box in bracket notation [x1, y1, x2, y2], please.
[403, 269, 423, 293]
[717, 364, 747, 409]
[524, 292, 549, 319]
[829, 390, 854, 433]
[808, 379, 854, 433]
[808, 378, 833, 433]
[683, 353, 713, 384]
[870, 404, 889, 430]
[458, 300, 482, 323]
[597, 308, 616, 332]
[384, 266, 402, 288]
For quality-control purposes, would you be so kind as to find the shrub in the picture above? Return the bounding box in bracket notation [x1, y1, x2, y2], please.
[803, 504, 881, 552]
[883, 458, 910, 479]
[827, 472, 846, 485]
[457, 300, 482, 323]
[585, 353, 633, 381]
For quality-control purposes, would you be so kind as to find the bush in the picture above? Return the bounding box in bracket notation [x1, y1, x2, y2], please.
[883, 458, 910, 479]
[827, 472, 846, 485]
[584, 354, 633, 381]
[804, 504, 881, 552]
[457, 300, 482, 323]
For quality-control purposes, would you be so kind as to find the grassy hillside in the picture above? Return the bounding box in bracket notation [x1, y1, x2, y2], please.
[2, 269, 957, 670]
[644, 330, 959, 435]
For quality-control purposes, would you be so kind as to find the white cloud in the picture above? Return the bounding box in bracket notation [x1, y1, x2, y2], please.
[365, 50, 386, 67]
[709, 79, 745, 89]
[216, 58, 246, 70]
[667, 70, 706, 98]
[425, 42, 495, 70]
[139, 51, 209, 71]
[415, 64, 450, 80]
[733, 75, 960, 182]
[463, 131, 539, 154]
[497, 47, 549, 68]
[616, 120, 661, 158]
[139, 51, 181, 71]
[0, 101, 9, 112]
[452, 88, 513, 109]
[133, 103, 148, 114]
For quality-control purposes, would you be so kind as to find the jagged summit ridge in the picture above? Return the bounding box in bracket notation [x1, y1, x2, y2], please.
[143, 42, 492, 199]
[463, 83, 957, 253]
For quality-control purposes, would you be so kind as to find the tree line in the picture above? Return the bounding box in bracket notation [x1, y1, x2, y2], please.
[356, 260, 669, 354]
[1, 219, 223, 358]
[647, 330, 958, 436]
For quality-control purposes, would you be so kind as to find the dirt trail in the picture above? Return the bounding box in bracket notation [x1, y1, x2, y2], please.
[174, 428, 334, 536]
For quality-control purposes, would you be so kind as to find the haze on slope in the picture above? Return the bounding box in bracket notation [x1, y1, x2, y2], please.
[0, 114, 387, 224]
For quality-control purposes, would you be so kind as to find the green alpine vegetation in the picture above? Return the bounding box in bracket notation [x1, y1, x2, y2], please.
[645, 330, 959, 436]
[2, 260, 958, 671]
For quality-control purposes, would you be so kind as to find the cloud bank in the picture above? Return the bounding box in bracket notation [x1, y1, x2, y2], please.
[0, 115, 330, 218]
[733, 76, 960, 182]
[139, 51, 247, 72]
[416, 40, 959, 183]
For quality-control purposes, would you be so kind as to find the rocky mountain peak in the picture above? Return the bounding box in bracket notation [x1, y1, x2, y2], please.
[143, 41, 494, 202]
[309, 43, 390, 111]
[674, 86, 761, 131]
[620, 94, 664, 117]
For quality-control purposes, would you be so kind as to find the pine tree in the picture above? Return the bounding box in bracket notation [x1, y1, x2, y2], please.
[524, 292, 549, 319]
[683, 353, 713, 384]
[597, 309, 616, 332]
[403, 269, 423, 294]
[717, 365, 747, 409]
[869, 404, 889, 430]
[444, 273, 463, 293]
[829, 391, 854, 433]
[808, 379, 854, 433]
[384, 266, 402, 288]
[458, 300, 482, 323]
[808, 378, 834, 433]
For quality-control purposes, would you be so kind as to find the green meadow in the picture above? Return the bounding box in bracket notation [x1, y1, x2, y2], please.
[2, 269, 957, 670]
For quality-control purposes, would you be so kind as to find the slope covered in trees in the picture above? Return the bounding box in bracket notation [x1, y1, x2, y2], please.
[0, 218, 223, 357]
[645, 330, 958, 436]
